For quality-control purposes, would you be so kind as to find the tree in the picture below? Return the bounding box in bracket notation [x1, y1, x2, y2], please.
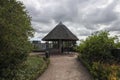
[0, 0, 33, 79]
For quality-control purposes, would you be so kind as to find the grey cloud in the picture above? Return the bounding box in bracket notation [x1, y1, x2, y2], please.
[22, 0, 83, 23]
[76, 28, 92, 36]
[35, 29, 50, 34]
[84, 0, 119, 25]
[106, 20, 120, 31]
[83, 23, 100, 30]
[18, 0, 120, 40]
[27, 6, 40, 17]
[114, 31, 120, 34]
[79, 31, 91, 36]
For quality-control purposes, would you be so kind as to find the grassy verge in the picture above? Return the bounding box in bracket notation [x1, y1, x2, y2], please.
[16, 55, 50, 80]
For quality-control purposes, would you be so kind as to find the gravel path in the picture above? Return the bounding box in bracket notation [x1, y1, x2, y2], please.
[37, 54, 92, 80]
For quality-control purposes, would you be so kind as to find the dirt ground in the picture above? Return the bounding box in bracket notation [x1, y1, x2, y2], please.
[37, 54, 93, 80]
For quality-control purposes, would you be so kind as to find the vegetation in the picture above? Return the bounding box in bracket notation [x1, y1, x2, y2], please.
[15, 56, 50, 80]
[77, 31, 120, 80]
[0, 0, 33, 79]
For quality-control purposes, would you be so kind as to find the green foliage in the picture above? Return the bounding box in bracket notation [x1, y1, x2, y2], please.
[77, 31, 120, 80]
[14, 56, 49, 80]
[90, 62, 110, 80]
[117, 68, 120, 79]
[79, 56, 120, 80]
[0, 0, 33, 79]
[90, 62, 120, 80]
[78, 31, 117, 63]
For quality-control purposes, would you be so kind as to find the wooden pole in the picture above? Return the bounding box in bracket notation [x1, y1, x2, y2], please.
[59, 40, 62, 54]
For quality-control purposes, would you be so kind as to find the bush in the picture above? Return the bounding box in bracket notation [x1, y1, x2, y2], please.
[77, 31, 117, 63]
[111, 49, 120, 62]
[77, 31, 120, 80]
[0, 0, 33, 79]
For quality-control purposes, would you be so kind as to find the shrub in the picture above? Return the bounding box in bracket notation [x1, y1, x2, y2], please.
[77, 31, 120, 80]
[77, 31, 117, 63]
[0, 0, 33, 79]
[111, 49, 120, 62]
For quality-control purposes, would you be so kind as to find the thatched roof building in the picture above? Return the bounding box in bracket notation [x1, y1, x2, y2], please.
[42, 22, 78, 54]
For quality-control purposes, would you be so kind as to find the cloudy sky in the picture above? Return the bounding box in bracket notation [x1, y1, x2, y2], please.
[18, 0, 120, 41]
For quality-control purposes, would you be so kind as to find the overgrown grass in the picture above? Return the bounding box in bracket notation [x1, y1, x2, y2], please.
[15, 56, 50, 80]
[78, 55, 120, 80]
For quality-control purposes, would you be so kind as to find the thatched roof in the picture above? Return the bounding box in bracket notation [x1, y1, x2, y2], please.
[42, 22, 79, 41]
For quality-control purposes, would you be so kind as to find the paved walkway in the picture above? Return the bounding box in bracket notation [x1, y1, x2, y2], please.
[37, 54, 92, 80]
